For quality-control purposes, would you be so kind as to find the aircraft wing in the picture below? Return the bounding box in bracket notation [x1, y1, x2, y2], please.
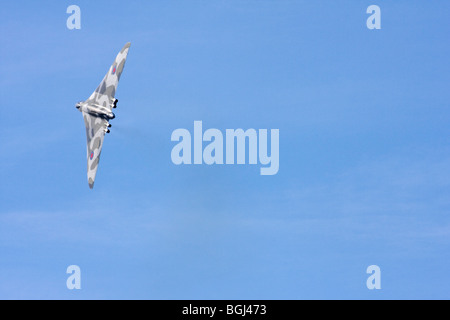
[86, 42, 131, 108]
[83, 111, 108, 189]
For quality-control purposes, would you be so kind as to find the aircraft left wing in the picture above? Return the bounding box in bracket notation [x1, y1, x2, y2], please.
[83, 111, 108, 189]
[86, 42, 131, 109]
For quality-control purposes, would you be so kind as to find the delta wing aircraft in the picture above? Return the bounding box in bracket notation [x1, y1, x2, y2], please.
[76, 42, 131, 189]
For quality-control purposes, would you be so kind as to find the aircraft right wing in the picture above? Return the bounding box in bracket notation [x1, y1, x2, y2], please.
[83, 111, 108, 189]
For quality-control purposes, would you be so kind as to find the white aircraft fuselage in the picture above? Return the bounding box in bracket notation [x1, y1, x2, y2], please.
[76, 101, 115, 120]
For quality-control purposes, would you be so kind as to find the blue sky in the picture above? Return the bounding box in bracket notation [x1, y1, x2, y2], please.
[0, 0, 449, 299]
